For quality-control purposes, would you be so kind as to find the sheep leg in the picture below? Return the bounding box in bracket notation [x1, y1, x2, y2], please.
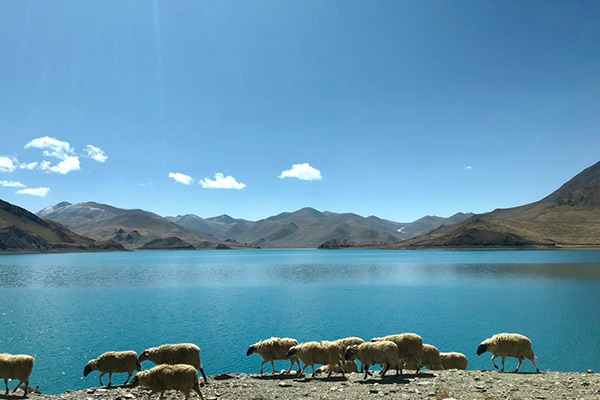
[23, 381, 29, 398]
[515, 357, 524, 373]
[13, 381, 23, 394]
[108, 373, 113, 387]
[260, 360, 267, 375]
[381, 364, 389, 377]
[193, 382, 204, 400]
[4, 378, 9, 395]
[529, 357, 540, 373]
[271, 361, 276, 374]
[363, 364, 370, 380]
[99, 373, 105, 387]
[285, 360, 294, 374]
[311, 365, 316, 378]
[501, 357, 506, 372]
[124, 372, 132, 385]
[199, 367, 208, 384]
[491, 355, 499, 370]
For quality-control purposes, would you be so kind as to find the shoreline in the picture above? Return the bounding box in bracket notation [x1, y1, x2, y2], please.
[21, 370, 600, 400]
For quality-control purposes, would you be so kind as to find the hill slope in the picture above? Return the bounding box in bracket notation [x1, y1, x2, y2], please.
[0, 199, 124, 253]
[38, 202, 242, 250]
[398, 161, 600, 248]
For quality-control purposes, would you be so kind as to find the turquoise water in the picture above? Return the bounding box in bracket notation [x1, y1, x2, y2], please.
[1, 249, 600, 394]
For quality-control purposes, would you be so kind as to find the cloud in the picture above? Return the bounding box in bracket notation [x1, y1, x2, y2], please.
[279, 163, 322, 181]
[24, 136, 81, 174]
[19, 162, 38, 170]
[169, 172, 194, 185]
[464, 166, 472, 170]
[84, 145, 108, 163]
[0, 180, 25, 188]
[16, 187, 50, 197]
[0, 156, 17, 173]
[200, 173, 246, 189]
[25, 136, 72, 158]
[40, 156, 80, 175]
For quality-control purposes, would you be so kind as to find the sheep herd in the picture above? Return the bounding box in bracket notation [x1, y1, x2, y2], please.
[0, 333, 539, 400]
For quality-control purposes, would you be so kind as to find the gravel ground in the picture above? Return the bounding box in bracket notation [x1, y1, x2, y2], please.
[9, 370, 600, 400]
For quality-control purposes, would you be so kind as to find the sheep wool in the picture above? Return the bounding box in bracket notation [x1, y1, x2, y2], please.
[139, 343, 207, 383]
[440, 352, 468, 370]
[477, 333, 539, 373]
[246, 337, 300, 375]
[287, 341, 345, 378]
[344, 341, 401, 379]
[0, 353, 35, 397]
[83, 351, 141, 386]
[315, 360, 359, 374]
[372, 333, 423, 374]
[404, 344, 443, 371]
[130, 364, 203, 400]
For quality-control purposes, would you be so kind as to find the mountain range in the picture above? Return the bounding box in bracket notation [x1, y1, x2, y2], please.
[33, 202, 472, 250]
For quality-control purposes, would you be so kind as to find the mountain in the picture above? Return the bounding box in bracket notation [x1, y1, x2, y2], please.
[229, 207, 403, 248]
[397, 161, 600, 248]
[0, 199, 125, 253]
[37, 202, 242, 250]
[166, 214, 250, 240]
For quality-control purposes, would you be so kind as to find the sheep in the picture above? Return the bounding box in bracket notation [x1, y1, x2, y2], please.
[246, 337, 301, 375]
[130, 364, 203, 400]
[372, 333, 423, 374]
[0, 353, 35, 397]
[344, 341, 401, 379]
[315, 360, 359, 374]
[287, 341, 345, 378]
[139, 343, 207, 384]
[477, 333, 539, 373]
[439, 352, 468, 370]
[83, 351, 141, 386]
[403, 344, 443, 371]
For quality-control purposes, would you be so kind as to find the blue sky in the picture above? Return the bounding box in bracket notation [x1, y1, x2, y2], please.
[1, 1, 599, 222]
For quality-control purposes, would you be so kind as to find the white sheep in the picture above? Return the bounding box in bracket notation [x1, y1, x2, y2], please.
[439, 352, 468, 370]
[0, 353, 35, 397]
[477, 333, 539, 373]
[344, 341, 401, 379]
[287, 341, 345, 378]
[139, 343, 207, 384]
[246, 337, 300, 375]
[83, 351, 141, 386]
[403, 344, 443, 371]
[372, 333, 423, 374]
[130, 364, 203, 400]
[315, 360, 359, 374]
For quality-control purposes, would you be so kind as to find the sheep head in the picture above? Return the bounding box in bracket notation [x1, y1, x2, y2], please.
[287, 346, 298, 358]
[138, 350, 151, 362]
[344, 345, 358, 361]
[83, 363, 94, 377]
[246, 345, 256, 356]
[477, 343, 488, 356]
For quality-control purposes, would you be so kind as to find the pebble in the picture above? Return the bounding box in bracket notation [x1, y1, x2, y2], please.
[278, 382, 292, 388]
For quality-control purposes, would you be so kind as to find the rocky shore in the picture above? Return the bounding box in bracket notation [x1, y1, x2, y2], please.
[16, 370, 600, 400]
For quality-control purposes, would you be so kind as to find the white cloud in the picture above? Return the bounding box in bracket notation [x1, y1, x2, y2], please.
[16, 187, 50, 197]
[40, 155, 80, 175]
[25, 136, 72, 158]
[464, 166, 472, 170]
[84, 145, 108, 162]
[19, 161, 38, 170]
[200, 173, 246, 189]
[0, 156, 17, 173]
[169, 172, 194, 185]
[279, 163, 322, 181]
[24, 136, 81, 174]
[0, 180, 25, 188]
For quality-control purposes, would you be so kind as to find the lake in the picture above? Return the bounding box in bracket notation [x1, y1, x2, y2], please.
[1, 249, 600, 394]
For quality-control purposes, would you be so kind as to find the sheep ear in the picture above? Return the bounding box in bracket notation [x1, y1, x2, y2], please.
[83, 364, 93, 377]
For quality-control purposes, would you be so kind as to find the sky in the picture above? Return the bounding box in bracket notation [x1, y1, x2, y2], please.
[0, 1, 599, 222]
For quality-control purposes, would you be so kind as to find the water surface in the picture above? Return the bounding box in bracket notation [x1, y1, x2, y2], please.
[1, 250, 600, 394]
